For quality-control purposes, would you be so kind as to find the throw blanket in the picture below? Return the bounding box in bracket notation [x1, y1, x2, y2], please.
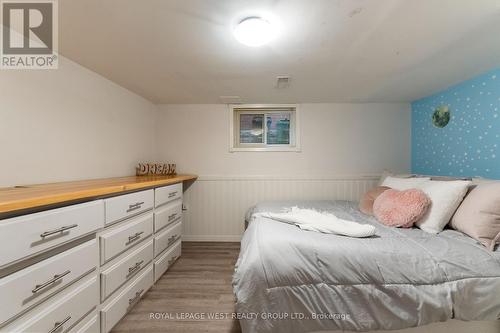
[256, 206, 376, 237]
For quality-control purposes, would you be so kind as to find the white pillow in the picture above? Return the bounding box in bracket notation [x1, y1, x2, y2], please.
[381, 176, 431, 190]
[378, 170, 414, 185]
[415, 180, 471, 234]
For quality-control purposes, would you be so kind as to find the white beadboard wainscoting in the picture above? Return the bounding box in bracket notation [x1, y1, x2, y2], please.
[182, 175, 379, 241]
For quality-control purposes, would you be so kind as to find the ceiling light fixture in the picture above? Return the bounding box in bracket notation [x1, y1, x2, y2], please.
[233, 16, 278, 47]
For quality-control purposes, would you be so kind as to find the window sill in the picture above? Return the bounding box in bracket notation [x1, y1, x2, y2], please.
[229, 146, 301, 152]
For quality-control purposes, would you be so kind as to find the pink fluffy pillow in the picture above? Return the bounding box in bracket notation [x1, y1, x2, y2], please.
[373, 189, 431, 228]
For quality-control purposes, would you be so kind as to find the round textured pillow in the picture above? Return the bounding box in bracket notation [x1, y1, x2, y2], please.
[359, 186, 391, 215]
[373, 188, 431, 228]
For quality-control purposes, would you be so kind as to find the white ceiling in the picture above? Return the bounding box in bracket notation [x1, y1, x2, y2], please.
[59, 0, 500, 104]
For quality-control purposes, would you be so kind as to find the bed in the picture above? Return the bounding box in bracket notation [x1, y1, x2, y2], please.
[232, 200, 500, 333]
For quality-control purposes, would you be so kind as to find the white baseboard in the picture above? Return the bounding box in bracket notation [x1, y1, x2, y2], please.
[182, 235, 242, 242]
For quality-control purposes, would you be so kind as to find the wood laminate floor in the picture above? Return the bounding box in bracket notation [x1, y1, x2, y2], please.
[112, 242, 242, 333]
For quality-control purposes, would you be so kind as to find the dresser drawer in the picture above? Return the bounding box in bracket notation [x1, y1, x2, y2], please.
[154, 220, 182, 257]
[0, 200, 104, 269]
[154, 200, 182, 232]
[101, 239, 153, 301]
[155, 183, 182, 208]
[100, 213, 153, 264]
[1, 274, 98, 333]
[105, 190, 154, 225]
[70, 311, 99, 333]
[154, 240, 181, 282]
[101, 265, 153, 333]
[0, 239, 97, 325]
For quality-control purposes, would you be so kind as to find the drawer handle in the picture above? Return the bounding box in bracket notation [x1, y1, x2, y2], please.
[168, 213, 177, 221]
[128, 289, 144, 308]
[48, 315, 71, 333]
[168, 191, 178, 198]
[167, 234, 178, 246]
[126, 231, 144, 245]
[128, 260, 144, 275]
[32, 270, 71, 293]
[40, 224, 78, 238]
[127, 201, 145, 213]
[167, 255, 178, 267]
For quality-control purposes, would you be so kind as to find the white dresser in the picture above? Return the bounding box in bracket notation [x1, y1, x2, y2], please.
[0, 180, 186, 333]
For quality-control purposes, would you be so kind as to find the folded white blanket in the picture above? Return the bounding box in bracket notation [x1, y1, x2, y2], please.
[257, 206, 376, 238]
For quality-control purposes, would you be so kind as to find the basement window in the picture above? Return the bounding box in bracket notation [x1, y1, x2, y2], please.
[229, 104, 300, 152]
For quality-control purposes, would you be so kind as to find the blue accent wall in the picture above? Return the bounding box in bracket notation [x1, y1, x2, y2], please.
[411, 68, 500, 179]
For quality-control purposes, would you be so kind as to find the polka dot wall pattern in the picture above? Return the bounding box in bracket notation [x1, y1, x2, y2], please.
[411, 68, 500, 179]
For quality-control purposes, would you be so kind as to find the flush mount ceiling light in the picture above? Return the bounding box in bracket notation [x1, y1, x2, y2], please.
[233, 16, 278, 47]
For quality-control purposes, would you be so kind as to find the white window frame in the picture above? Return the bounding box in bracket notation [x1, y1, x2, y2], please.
[229, 104, 301, 152]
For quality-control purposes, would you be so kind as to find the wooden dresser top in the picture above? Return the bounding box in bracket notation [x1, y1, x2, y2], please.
[0, 174, 197, 217]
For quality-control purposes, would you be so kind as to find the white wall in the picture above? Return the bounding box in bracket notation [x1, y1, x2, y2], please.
[0, 57, 157, 187]
[156, 103, 411, 240]
[156, 103, 411, 176]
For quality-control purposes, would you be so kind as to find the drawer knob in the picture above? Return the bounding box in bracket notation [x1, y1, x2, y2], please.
[168, 191, 178, 198]
[128, 289, 144, 308]
[126, 231, 144, 245]
[127, 260, 144, 276]
[167, 255, 178, 267]
[48, 315, 71, 333]
[167, 235, 178, 246]
[40, 224, 78, 238]
[32, 270, 71, 294]
[168, 213, 177, 221]
[127, 202, 145, 213]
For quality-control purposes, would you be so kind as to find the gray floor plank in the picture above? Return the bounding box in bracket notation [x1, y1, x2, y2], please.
[112, 242, 242, 333]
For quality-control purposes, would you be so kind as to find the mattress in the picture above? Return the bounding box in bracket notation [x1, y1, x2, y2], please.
[233, 200, 500, 333]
